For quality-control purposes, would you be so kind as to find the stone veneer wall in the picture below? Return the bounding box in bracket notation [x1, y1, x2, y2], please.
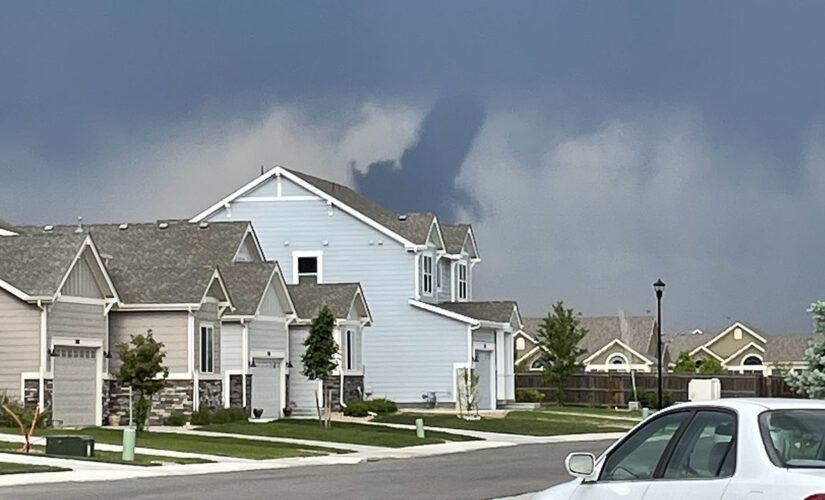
[342, 375, 364, 404]
[105, 380, 195, 426]
[228, 375, 252, 415]
[198, 379, 223, 410]
[23, 379, 53, 411]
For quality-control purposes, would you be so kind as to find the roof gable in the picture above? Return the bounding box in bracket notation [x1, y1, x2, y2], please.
[288, 282, 371, 323]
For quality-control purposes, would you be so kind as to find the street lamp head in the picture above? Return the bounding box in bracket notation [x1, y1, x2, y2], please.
[653, 278, 666, 299]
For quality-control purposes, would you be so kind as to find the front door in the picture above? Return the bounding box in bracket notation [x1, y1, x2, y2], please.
[476, 351, 493, 410]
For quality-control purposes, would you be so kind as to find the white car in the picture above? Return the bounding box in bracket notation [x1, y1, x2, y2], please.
[533, 398, 825, 500]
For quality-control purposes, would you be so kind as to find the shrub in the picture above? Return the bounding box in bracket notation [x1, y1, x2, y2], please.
[0, 394, 49, 429]
[516, 389, 545, 403]
[633, 389, 673, 410]
[364, 398, 397, 414]
[190, 406, 213, 426]
[165, 411, 186, 426]
[211, 407, 247, 424]
[343, 402, 369, 417]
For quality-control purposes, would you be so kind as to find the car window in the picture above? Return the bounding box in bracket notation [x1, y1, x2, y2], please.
[663, 410, 736, 479]
[601, 411, 690, 481]
[760, 410, 825, 468]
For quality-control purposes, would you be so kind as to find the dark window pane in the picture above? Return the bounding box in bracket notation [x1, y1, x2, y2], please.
[601, 411, 690, 481]
[298, 257, 318, 274]
[664, 410, 736, 479]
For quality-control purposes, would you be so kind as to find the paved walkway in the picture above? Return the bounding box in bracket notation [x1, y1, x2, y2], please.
[357, 420, 626, 443]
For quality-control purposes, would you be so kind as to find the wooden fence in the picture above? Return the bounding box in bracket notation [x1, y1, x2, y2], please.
[515, 372, 800, 407]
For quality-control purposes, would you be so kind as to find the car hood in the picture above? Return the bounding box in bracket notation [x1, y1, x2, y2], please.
[531, 479, 581, 500]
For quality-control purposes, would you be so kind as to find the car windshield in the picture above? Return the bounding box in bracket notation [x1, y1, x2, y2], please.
[760, 410, 825, 468]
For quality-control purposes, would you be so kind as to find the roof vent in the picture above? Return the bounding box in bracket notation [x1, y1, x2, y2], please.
[43, 225, 54, 232]
[158, 222, 169, 229]
[199, 221, 209, 229]
[398, 214, 408, 221]
[74, 216, 83, 234]
[118, 223, 128, 230]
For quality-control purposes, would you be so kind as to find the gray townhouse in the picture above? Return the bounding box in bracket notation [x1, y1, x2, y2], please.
[0, 218, 369, 425]
[192, 166, 522, 409]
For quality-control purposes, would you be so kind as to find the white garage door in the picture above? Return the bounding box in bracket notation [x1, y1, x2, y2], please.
[250, 359, 280, 419]
[289, 329, 320, 416]
[53, 347, 98, 426]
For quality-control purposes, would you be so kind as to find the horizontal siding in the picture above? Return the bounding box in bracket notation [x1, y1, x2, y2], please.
[0, 290, 40, 400]
[221, 322, 244, 371]
[48, 301, 106, 349]
[109, 312, 189, 373]
[473, 331, 495, 344]
[249, 318, 288, 353]
[209, 178, 471, 403]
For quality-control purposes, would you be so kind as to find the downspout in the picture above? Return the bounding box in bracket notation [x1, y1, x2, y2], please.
[189, 306, 199, 412]
[37, 300, 47, 410]
[336, 322, 347, 409]
[241, 318, 248, 408]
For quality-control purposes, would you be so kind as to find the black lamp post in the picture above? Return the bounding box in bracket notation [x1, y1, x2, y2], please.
[653, 279, 666, 409]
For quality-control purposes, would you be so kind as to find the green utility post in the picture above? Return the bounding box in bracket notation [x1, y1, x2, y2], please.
[415, 418, 425, 439]
[122, 427, 136, 462]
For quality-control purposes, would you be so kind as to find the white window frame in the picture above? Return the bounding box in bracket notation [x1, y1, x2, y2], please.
[422, 255, 433, 295]
[292, 250, 323, 284]
[516, 337, 526, 351]
[436, 257, 442, 290]
[200, 324, 215, 373]
[345, 330, 356, 371]
[458, 263, 468, 300]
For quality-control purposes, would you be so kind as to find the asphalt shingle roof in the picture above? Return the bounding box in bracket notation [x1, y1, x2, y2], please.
[0, 232, 87, 296]
[438, 301, 520, 324]
[522, 315, 656, 360]
[14, 220, 250, 304]
[764, 334, 816, 362]
[0, 218, 15, 233]
[440, 224, 470, 254]
[222, 262, 277, 316]
[287, 282, 363, 320]
[285, 169, 436, 245]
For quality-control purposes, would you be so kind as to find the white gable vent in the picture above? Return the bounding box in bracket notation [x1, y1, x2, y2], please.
[118, 223, 128, 230]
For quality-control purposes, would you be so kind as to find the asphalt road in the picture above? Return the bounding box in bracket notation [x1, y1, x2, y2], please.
[0, 440, 612, 500]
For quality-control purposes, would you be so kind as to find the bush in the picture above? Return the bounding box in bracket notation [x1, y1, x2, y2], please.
[343, 398, 398, 417]
[516, 389, 545, 403]
[190, 406, 213, 426]
[343, 402, 369, 417]
[0, 394, 49, 429]
[165, 411, 186, 426]
[211, 407, 247, 424]
[632, 389, 673, 410]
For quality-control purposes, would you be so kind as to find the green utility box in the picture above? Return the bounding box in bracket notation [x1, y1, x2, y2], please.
[45, 435, 95, 458]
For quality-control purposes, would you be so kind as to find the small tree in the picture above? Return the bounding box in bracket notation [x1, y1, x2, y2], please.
[538, 301, 588, 405]
[301, 305, 338, 428]
[786, 301, 825, 398]
[672, 350, 696, 373]
[698, 355, 724, 374]
[116, 330, 169, 433]
[456, 367, 479, 419]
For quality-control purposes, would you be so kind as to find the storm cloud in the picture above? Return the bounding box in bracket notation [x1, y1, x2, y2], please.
[2, 2, 825, 332]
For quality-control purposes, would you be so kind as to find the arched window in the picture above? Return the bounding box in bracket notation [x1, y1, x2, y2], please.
[531, 359, 546, 370]
[607, 354, 628, 365]
[743, 355, 762, 366]
[695, 359, 703, 369]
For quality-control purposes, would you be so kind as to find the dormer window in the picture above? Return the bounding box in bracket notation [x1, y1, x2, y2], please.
[458, 263, 468, 300]
[422, 255, 433, 295]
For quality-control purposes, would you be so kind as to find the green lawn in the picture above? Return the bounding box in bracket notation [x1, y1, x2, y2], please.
[0, 440, 210, 466]
[0, 428, 342, 460]
[199, 419, 478, 447]
[537, 406, 642, 419]
[372, 411, 634, 436]
[0, 461, 68, 475]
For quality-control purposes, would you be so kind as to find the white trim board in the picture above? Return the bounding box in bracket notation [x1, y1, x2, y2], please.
[408, 299, 480, 326]
[583, 338, 653, 366]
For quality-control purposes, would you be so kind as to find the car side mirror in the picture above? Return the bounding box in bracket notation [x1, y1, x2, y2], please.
[565, 452, 596, 479]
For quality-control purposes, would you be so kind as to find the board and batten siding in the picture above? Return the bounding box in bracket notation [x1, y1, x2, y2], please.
[208, 177, 470, 402]
[62, 255, 104, 299]
[0, 289, 40, 399]
[220, 322, 244, 371]
[109, 312, 189, 373]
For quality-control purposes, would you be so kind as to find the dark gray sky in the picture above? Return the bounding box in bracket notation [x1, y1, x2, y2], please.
[2, 1, 824, 332]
